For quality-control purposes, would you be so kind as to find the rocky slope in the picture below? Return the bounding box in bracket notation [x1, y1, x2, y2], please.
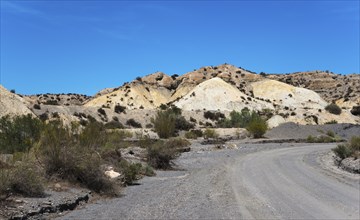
[0, 85, 34, 117]
[267, 71, 360, 109]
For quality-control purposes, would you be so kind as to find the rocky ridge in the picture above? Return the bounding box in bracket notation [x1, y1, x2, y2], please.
[1, 64, 359, 127]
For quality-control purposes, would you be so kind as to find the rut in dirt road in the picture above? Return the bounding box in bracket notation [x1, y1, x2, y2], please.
[58, 143, 360, 220]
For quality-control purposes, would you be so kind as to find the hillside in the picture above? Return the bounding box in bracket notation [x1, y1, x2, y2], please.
[0, 85, 34, 117]
[1, 64, 359, 127]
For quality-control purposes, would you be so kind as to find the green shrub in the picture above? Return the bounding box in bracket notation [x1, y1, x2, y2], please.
[146, 138, 189, 169]
[36, 120, 116, 194]
[332, 144, 352, 160]
[105, 120, 124, 129]
[175, 116, 194, 131]
[117, 160, 142, 185]
[307, 135, 316, 143]
[0, 114, 43, 153]
[114, 105, 126, 114]
[218, 108, 253, 128]
[203, 128, 218, 139]
[246, 113, 268, 138]
[126, 119, 142, 128]
[98, 108, 106, 116]
[185, 129, 203, 139]
[33, 104, 41, 110]
[152, 110, 176, 138]
[204, 111, 224, 121]
[325, 103, 342, 115]
[326, 130, 335, 138]
[147, 141, 177, 169]
[349, 136, 360, 152]
[0, 157, 45, 198]
[325, 120, 338, 124]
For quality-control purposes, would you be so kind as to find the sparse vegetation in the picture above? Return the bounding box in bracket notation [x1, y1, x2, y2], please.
[98, 107, 106, 116]
[306, 133, 342, 143]
[204, 111, 225, 121]
[0, 114, 43, 153]
[332, 136, 360, 160]
[33, 104, 41, 110]
[0, 157, 45, 198]
[152, 106, 193, 138]
[203, 128, 218, 139]
[246, 116, 268, 138]
[217, 109, 268, 138]
[147, 138, 190, 169]
[114, 105, 126, 114]
[325, 120, 338, 124]
[185, 129, 203, 139]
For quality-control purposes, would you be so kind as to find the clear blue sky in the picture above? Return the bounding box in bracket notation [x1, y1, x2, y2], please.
[1, 0, 359, 95]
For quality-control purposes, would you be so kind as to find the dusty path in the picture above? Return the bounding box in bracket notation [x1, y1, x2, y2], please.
[58, 143, 360, 219]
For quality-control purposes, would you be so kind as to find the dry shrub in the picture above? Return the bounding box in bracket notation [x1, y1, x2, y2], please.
[147, 138, 190, 169]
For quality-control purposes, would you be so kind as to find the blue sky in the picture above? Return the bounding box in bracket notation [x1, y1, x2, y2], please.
[1, 0, 359, 95]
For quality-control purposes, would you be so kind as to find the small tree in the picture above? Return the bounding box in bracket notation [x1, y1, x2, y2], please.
[246, 114, 268, 138]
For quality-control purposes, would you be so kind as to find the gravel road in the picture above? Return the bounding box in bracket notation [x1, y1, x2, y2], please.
[58, 143, 360, 219]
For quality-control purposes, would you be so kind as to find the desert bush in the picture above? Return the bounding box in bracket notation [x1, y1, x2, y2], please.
[326, 130, 335, 138]
[307, 135, 316, 143]
[325, 103, 342, 115]
[203, 128, 219, 139]
[307, 134, 341, 143]
[332, 144, 352, 160]
[0, 114, 43, 153]
[105, 120, 124, 129]
[349, 136, 360, 152]
[246, 116, 268, 138]
[0, 157, 45, 198]
[126, 119, 142, 128]
[175, 116, 194, 131]
[98, 108, 106, 116]
[332, 136, 360, 160]
[33, 104, 41, 110]
[152, 109, 177, 138]
[218, 109, 252, 128]
[147, 140, 177, 169]
[325, 120, 338, 124]
[44, 100, 58, 105]
[350, 106, 360, 116]
[79, 120, 107, 149]
[147, 138, 189, 169]
[36, 120, 116, 194]
[185, 129, 203, 139]
[166, 138, 190, 149]
[114, 105, 126, 114]
[39, 113, 49, 121]
[204, 111, 225, 121]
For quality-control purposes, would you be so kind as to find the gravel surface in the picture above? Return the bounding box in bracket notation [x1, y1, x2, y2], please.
[265, 122, 360, 140]
[57, 142, 360, 219]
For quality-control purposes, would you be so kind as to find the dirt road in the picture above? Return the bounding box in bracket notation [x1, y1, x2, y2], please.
[58, 143, 360, 219]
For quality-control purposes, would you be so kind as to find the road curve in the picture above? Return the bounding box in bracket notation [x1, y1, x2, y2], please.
[230, 144, 360, 219]
[58, 143, 360, 219]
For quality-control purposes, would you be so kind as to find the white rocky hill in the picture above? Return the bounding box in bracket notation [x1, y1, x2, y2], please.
[174, 78, 273, 111]
[0, 85, 35, 117]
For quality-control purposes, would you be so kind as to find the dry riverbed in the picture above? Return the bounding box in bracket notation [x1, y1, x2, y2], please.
[54, 141, 359, 219]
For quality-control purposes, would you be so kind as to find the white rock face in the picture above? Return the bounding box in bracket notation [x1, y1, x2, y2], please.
[175, 78, 274, 111]
[251, 80, 328, 109]
[267, 115, 286, 129]
[0, 85, 35, 117]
